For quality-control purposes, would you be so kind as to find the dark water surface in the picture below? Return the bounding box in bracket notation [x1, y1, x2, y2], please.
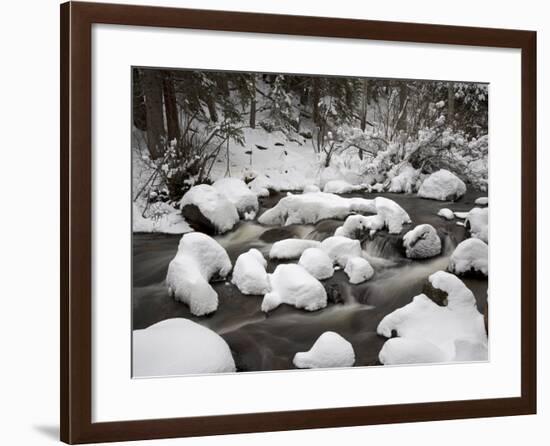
[133, 191, 488, 372]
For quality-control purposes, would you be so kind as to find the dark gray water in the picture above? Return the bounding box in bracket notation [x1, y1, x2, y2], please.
[133, 191, 488, 372]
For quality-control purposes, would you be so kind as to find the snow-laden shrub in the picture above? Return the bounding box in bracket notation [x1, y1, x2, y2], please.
[293, 332, 355, 369]
[388, 163, 421, 193]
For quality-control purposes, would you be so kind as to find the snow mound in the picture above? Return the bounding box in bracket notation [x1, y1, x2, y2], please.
[377, 271, 487, 364]
[448, 238, 488, 276]
[133, 318, 236, 376]
[475, 197, 489, 206]
[258, 192, 375, 226]
[248, 174, 270, 197]
[373, 197, 412, 234]
[334, 214, 384, 238]
[293, 332, 355, 369]
[269, 239, 321, 260]
[303, 184, 321, 193]
[378, 338, 447, 365]
[320, 236, 363, 267]
[261, 264, 327, 312]
[437, 208, 455, 220]
[454, 211, 469, 219]
[465, 207, 488, 243]
[133, 202, 193, 234]
[298, 247, 334, 280]
[344, 257, 374, 284]
[213, 177, 259, 220]
[179, 184, 239, 233]
[388, 164, 420, 193]
[166, 233, 232, 316]
[231, 248, 270, 295]
[323, 180, 363, 194]
[402, 224, 442, 259]
[418, 169, 467, 201]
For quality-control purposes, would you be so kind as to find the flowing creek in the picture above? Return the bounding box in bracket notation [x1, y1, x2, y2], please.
[133, 191, 488, 372]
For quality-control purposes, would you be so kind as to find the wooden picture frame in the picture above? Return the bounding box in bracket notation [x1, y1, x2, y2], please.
[60, 1, 537, 443]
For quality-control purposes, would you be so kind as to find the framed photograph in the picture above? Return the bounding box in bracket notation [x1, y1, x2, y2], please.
[61, 1, 537, 443]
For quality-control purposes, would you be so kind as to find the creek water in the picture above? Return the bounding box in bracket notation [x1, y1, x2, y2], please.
[133, 191, 488, 372]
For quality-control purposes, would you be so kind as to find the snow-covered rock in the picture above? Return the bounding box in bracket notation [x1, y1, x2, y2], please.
[371, 183, 385, 193]
[378, 338, 447, 365]
[258, 192, 376, 226]
[320, 236, 363, 268]
[269, 239, 321, 260]
[465, 207, 488, 243]
[454, 211, 469, 219]
[402, 224, 442, 259]
[213, 177, 259, 220]
[448, 238, 488, 276]
[475, 196, 489, 206]
[344, 257, 374, 284]
[166, 233, 232, 316]
[133, 202, 193, 234]
[298, 247, 334, 280]
[388, 164, 420, 193]
[293, 332, 355, 369]
[373, 197, 412, 234]
[261, 264, 327, 312]
[377, 271, 487, 364]
[133, 318, 236, 376]
[179, 184, 239, 234]
[418, 169, 467, 201]
[323, 180, 362, 194]
[334, 214, 384, 238]
[437, 208, 455, 220]
[303, 184, 321, 193]
[231, 248, 270, 295]
[248, 174, 270, 197]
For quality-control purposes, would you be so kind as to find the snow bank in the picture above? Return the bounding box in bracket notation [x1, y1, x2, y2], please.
[258, 192, 375, 226]
[437, 208, 455, 220]
[373, 197, 412, 234]
[377, 271, 487, 364]
[133, 318, 236, 376]
[378, 338, 447, 365]
[298, 247, 334, 280]
[293, 332, 355, 369]
[261, 264, 327, 312]
[344, 257, 374, 284]
[334, 214, 384, 238]
[448, 238, 488, 276]
[179, 184, 239, 234]
[323, 180, 363, 194]
[465, 207, 488, 243]
[388, 164, 420, 193]
[213, 177, 259, 220]
[418, 169, 467, 201]
[402, 224, 442, 259]
[303, 184, 321, 193]
[166, 233, 232, 316]
[231, 248, 270, 295]
[320, 236, 363, 267]
[269, 239, 321, 260]
[133, 202, 193, 234]
[475, 196, 489, 206]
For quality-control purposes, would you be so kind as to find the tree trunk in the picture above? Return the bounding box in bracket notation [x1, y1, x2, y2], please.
[162, 71, 180, 143]
[360, 78, 369, 131]
[249, 75, 256, 129]
[312, 77, 320, 125]
[447, 82, 455, 127]
[141, 70, 166, 159]
[132, 68, 147, 131]
[396, 82, 408, 132]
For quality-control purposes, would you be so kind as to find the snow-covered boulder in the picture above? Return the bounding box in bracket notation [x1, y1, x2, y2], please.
[293, 332, 355, 369]
[378, 337, 447, 365]
[437, 208, 455, 220]
[418, 169, 467, 201]
[448, 238, 488, 276]
[261, 264, 327, 313]
[344, 257, 374, 284]
[269, 239, 321, 260]
[133, 318, 236, 376]
[373, 197, 412, 234]
[213, 177, 259, 220]
[402, 224, 442, 259]
[231, 248, 270, 295]
[166, 233, 232, 316]
[298, 247, 334, 280]
[377, 271, 487, 364]
[334, 214, 385, 239]
[465, 207, 488, 243]
[475, 196, 489, 206]
[320, 236, 363, 268]
[323, 180, 362, 194]
[179, 184, 239, 234]
[303, 184, 321, 193]
[258, 192, 376, 226]
[248, 174, 270, 197]
[388, 164, 420, 193]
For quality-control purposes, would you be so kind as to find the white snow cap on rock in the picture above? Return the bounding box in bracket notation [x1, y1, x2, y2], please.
[373, 197, 411, 234]
[334, 214, 385, 238]
[344, 257, 374, 284]
[269, 239, 321, 260]
[437, 208, 455, 220]
[377, 271, 487, 364]
[293, 332, 355, 369]
[231, 248, 270, 295]
[179, 184, 239, 233]
[448, 238, 488, 276]
[133, 318, 236, 377]
[475, 196, 489, 206]
[323, 180, 363, 194]
[166, 233, 232, 316]
[298, 247, 334, 280]
[402, 224, 442, 259]
[418, 169, 467, 201]
[378, 338, 447, 365]
[320, 236, 363, 268]
[248, 174, 270, 197]
[213, 177, 259, 220]
[465, 207, 488, 243]
[261, 264, 327, 313]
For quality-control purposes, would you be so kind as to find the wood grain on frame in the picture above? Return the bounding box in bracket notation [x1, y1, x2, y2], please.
[60, 1, 537, 443]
